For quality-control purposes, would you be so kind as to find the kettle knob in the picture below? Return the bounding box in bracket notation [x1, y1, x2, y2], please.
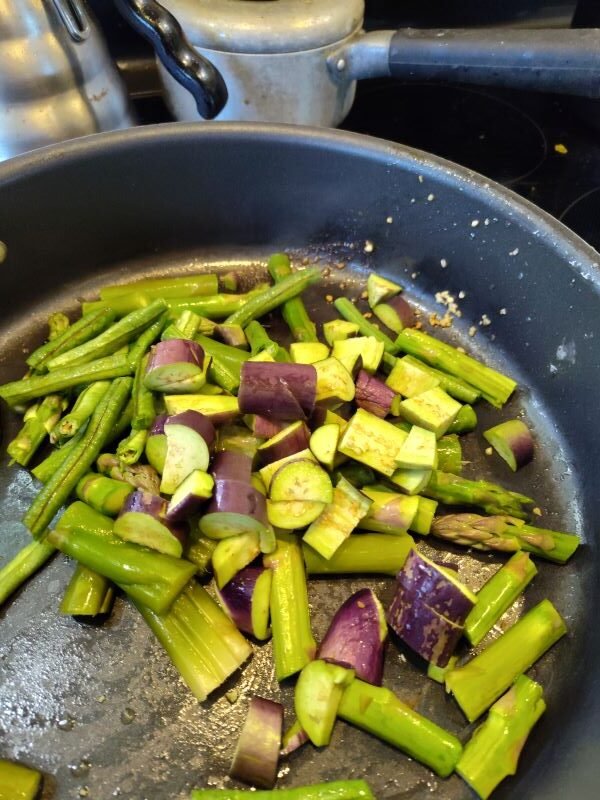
[115, 0, 228, 119]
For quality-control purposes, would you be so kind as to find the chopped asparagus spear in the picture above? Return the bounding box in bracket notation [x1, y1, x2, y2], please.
[190, 781, 375, 800]
[0, 539, 56, 608]
[457, 675, 546, 799]
[60, 565, 114, 616]
[446, 599, 566, 721]
[424, 472, 534, 520]
[7, 394, 66, 466]
[333, 297, 398, 354]
[303, 533, 414, 577]
[100, 273, 219, 300]
[267, 253, 319, 343]
[436, 434, 463, 474]
[0, 758, 42, 800]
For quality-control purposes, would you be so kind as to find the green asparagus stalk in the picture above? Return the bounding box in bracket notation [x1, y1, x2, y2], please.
[333, 297, 398, 354]
[47, 525, 194, 614]
[116, 427, 148, 465]
[303, 533, 414, 577]
[0, 539, 56, 607]
[45, 299, 167, 370]
[23, 377, 132, 536]
[190, 782, 375, 800]
[219, 271, 238, 292]
[100, 273, 218, 300]
[456, 675, 546, 799]
[26, 307, 115, 372]
[245, 320, 289, 361]
[7, 394, 66, 465]
[131, 353, 155, 430]
[436, 434, 463, 474]
[423, 471, 534, 520]
[52, 381, 111, 444]
[464, 552, 537, 646]
[185, 532, 217, 578]
[161, 309, 204, 341]
[55, 500, 114, 536]
[47, 311, 70, 340]
[264, 533, 316, 681]
[76, 472, 132, 516]
[446, 599, 566, 721]
[267, 253, 318, 342]
[225, 268, 320, 328]
[133, 579, 252, 701]
[446, 404, 478, 434]
[0, 758, 42, 800]
[337, 679, 463, 778]
[196, 334, 250, 393]
[60, 564, 115, 616]
[431, 513, 579, 563]
[127, 312, 168, 368]
[0, 353, 132, 407]
[96, 453, 160, 493]
[395, 328, 516, 407]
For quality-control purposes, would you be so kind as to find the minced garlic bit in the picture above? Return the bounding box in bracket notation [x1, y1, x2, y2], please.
[471, 219, 480, 228]
[468, 325, 478, 337]
[411, 272, 419, 279]
[509, 248, 519, 256]
[335, 261, 346, 270]
[435, 290, 462, 318]
[554, 143, 568, 155]
[456, 346, 466, 353]
[429, 312, 453, 328]
[325, 294, 334, 303]
[479, 314, 491, 327]
[427, 193, 435, 202]
[364, 240, 374, 253]
[458, 290, 466, 299]
[360, 290, 368, 300]
[363, 311, 373, 319]
[499, 308, 507, 315]
[418, 175, 424, 183]
[485, 447, 493, 456]
[440, 258, 448, 268]
[532, 507, 543, 516]
[386, 216, 393, 224]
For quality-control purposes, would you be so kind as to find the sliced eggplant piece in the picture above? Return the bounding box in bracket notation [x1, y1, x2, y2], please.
[303, 477, 372, 560]
[230, 696, 284, 789]
[399, 388, 462, 438]
[280, 719, 309, 757]
[245, 414, 286, 439]
[367, 273, 403, 307]
[200, 481, 270, 539]
[258, 447, 317, 491]
[269, 459, 333, 504]
[216, 424, 260, 460]
[338, 408, 408, 477]
[323, 319, 359, 346]
[359, 489, 419, 535]
[257, 420, 311, 466]
[390, 467, 432, 496]
[144, 339, 208, 393]
[212, 531, 261, 588]
[290, 342, 330, 364]
[114, 490, 186, 557]
[166, 469, 214, 522]
[355, 370, 396, 418]
[395, 426, 438, 470]
[309, 423, 340, 470]
[313, 357, 355, 406]
[373, 295, 416, 334]
[309, 406, 348, 432]
[295, 659, 354, 746]
[217, 566, 273, 640]
[166, 409, 216, 449]
[214, 323, 248, 349]
[266, 499, 326, 530]
[483, 419, 534, 472]
[164, 394, 240, 425]
[211, 450, 253, 484]
[331, 337, 384, 376]
[319, 588, 387, 686]
[238, 361, 317, 420]
[160, 421, 211, 495]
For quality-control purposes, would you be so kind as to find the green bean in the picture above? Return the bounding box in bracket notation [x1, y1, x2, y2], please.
[26, 308, 115, 371]
[32, 427, 87, 484]
[101, 273, 218, 300]
[267, 253, 318, 342]
[116, 428, 148, 465]
[7, 395, 66, 466]
[225, 268, 320, 328]
[46, 299, 167, 370]
[0, 353, 132, 407]
[127, 312, 168, 368]
[245, 320, 289, 361]
[23, 377, 132, 537]
[51, 381, 110, 444]
[333, 297, 398, 354]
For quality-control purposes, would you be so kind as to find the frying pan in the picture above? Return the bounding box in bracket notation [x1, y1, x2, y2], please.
[0, 123, 599, 799]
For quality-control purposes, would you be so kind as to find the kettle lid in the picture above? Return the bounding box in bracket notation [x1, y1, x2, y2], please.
[160, 0, 364, 54]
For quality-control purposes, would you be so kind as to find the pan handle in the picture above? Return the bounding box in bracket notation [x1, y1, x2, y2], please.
[114, 0, 228, 119]
[331, 28, 600, 99]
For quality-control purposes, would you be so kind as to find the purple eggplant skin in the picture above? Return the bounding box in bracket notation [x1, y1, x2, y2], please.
[149, 413, 168, 436]
[258, 422, 311, 466]
[218, 566, 265, 636]
[355, 370, 395, 419]
[207, 480, 268, 525]
[147, 338, 205, 372]
[166, 409, 216, 449]
[397, 549, 475, 624]
[119, 489, 188, 545]
[230, 696, 284, 789]
[250, 415, 286, 439]
[318, 588, 387, 686]
[280, 723, 309, 757]
[238, 362, 317, 421]
[211, 450, 253, 485]
[387, 583, 463, 667]
[388, 294, 416, 328]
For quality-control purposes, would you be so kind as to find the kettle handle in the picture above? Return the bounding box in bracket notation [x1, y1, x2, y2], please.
[114, 0, 228, 119]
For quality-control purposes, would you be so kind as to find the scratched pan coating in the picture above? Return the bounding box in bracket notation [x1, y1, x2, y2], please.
[0, 125, 598, 800]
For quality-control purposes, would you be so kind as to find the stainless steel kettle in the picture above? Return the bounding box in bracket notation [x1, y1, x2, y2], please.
[0, 0, 137, 161]
[0, 0, 228, 162]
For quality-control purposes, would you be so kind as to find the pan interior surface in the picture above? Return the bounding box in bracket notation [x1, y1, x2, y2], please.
[0, 124, 598, 800]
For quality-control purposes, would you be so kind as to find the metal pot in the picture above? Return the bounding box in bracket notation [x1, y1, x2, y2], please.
[118, 0, 600, 126]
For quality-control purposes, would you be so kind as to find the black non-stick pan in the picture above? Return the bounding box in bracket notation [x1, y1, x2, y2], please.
[0, 124, 599, 800]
